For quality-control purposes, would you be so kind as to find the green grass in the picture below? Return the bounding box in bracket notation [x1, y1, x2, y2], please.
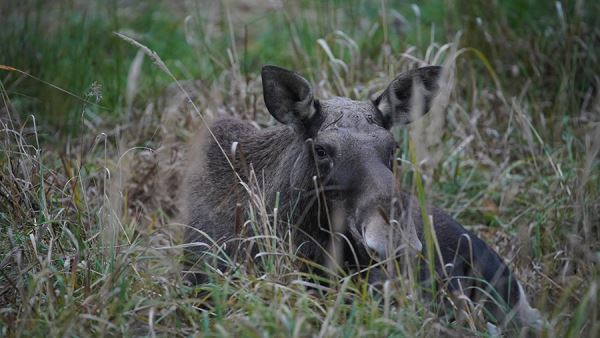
[1, 0, 600, 336]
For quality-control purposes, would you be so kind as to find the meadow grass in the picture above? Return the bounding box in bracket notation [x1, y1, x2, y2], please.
[1, 0, 599, 336]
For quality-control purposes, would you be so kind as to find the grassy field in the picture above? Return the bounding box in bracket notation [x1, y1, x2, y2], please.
[1, 0, 599, 336]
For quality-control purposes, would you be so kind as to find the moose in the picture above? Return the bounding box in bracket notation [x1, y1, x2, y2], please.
[182, 65, 542, 329]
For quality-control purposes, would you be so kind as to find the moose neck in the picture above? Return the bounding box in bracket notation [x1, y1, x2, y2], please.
[239, 124, 322, 230]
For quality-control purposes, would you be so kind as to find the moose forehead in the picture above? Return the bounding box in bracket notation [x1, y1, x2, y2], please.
[318, 97, 385, 131]
[315, 97, 395, 153]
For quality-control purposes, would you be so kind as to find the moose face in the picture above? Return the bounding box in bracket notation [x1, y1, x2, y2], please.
[261, 65, 442, 261]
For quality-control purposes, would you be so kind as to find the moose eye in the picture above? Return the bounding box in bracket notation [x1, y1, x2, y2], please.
[314, 145, 328, 159]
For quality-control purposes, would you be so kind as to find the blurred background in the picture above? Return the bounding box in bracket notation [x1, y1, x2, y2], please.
[3, 0, 598, 135]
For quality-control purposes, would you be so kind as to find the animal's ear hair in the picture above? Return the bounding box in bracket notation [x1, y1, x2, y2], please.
[262, 65, 317, 129]
[374, 66, 442, 128]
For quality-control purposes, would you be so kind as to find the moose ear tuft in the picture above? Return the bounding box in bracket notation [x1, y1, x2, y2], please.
[374, 66, 442, 128]
[262, 65, 316, 128]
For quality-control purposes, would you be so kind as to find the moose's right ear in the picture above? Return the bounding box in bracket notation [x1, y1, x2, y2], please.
[262, 65, 316, 128]
[374, 66, 442, 128]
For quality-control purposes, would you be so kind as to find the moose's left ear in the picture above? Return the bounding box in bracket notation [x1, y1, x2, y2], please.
[374, 66, 442, 128]
[262, 65, 317, 129]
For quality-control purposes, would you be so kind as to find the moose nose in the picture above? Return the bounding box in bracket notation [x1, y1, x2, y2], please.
[363, 213, 423, 260]
[363, 215, 389, 258]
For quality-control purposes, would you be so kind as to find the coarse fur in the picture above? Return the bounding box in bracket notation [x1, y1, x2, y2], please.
[182, 65, 542, 330]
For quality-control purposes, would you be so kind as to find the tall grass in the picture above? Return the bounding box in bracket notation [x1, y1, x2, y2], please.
[1, 0, 599, 336]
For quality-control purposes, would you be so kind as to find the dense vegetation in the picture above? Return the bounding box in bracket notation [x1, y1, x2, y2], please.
[1, 0, 599, 336]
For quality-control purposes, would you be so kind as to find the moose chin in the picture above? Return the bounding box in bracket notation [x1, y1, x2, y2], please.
[182, 65, 543, 330]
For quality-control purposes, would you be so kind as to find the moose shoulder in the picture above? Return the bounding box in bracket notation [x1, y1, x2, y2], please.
[182, 65, 542, 328]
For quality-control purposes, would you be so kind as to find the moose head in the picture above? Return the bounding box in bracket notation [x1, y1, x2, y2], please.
[261, 65, 443, 262]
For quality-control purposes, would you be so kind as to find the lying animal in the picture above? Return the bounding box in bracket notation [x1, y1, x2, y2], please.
[182, 65, 542, 329]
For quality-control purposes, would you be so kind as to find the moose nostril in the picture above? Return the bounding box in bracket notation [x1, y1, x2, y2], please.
[363, 213, 423, 260]
[363, 216, 388, 259]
